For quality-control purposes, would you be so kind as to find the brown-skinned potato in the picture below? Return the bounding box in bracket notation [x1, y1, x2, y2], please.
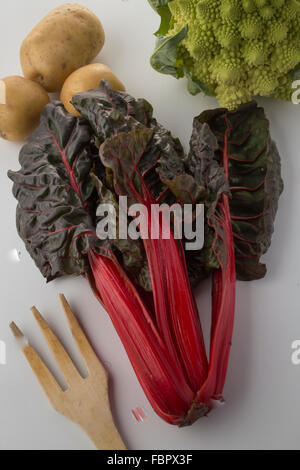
[20, 4, 105, 93]
[61, 63, 126, 116]
[0, 76, 50, 142]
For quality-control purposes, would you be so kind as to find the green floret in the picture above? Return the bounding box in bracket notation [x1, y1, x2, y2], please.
[242, 0, 256, 12]
[250, 67, 279, 95]
[243, 41, 269, 66]
[215, 83, 252, 110]
[271, 41, 300, 73]
[211, 52, 243, 84]
[149, 0, 300, 109]
[273, 74, 294, 100]
[260, 6, 275, 18]
[175, 0, 196, 17]
[220, 0, 242, 21]
[239, 14, 263, 39]
[270, 0, 285, 8]
[196, 0, 220, 21]
[184, 21, 219, 59]
[267, 21, 288, 44]
[284, 0, 300, 19]
[214, 24, 240, 49]
[255, 0, 268, 7]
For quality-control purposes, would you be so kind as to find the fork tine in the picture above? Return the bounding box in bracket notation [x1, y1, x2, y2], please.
[31, 306, 81, 386]
[59, 294, 107, 378]
[9, 322, 62, 408]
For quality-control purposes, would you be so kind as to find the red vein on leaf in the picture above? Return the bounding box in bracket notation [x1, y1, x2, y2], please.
[19, 183, 44, 190]
[231, 213, 263, 221]
[228, 140, 268, 163]
[42, 226, 76, 235]
[233, 233, 259, 244]
[230, 181, 264, 192]
[142, 152, 161, 178]
[48, 129, 82, 199]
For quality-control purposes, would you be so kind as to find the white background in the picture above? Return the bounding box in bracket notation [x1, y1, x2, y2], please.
[0, 0, 300, 450]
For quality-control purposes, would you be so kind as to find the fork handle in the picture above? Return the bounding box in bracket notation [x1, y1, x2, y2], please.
[83, 411, 127, 450]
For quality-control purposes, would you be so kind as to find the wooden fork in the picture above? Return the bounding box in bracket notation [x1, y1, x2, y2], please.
[10, 294, 126, 450]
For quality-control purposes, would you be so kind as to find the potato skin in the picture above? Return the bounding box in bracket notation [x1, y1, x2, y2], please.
[0, 76, 50, 142]
[20, 4, 105, 92]
[61, 63, 126, 116]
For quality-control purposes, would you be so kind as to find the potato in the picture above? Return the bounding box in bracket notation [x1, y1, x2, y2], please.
[0, 76, 50, 142]
[20, 4, 105, 93]
[61, 63, 126, 116]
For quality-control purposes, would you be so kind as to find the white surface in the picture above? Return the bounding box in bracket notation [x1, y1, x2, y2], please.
[0, 0, 300, 451]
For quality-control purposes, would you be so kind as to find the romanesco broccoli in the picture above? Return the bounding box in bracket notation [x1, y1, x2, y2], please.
[149, 0, 300, 109]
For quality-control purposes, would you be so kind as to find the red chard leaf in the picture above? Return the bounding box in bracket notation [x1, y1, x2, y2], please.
[8, 103, 99, 281]
[189, 102, 283, 281]
[72, 80, 154, 142]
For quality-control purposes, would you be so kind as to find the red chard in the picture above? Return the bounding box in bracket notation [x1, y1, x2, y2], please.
[8, 83, 283, 425]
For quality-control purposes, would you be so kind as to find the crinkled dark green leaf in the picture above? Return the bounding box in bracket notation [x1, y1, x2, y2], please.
[99, 126, 206, 292]
[187, 119, 230, 279]
[100, 128, 154, 201]
[75, 82, 204, 287]
[8, 99, 151, 287]
[75, 83, 207, 286]
[92, 174, 151, 291]
[72, 81, 154, 143]
[141, 120, 188, 203]
[187, 102, 283, 281]
[99, 122, 204, 208]
[73, 81, 193, 205]
[159, 173, 206, 204]
[8, 103, 99, 281]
